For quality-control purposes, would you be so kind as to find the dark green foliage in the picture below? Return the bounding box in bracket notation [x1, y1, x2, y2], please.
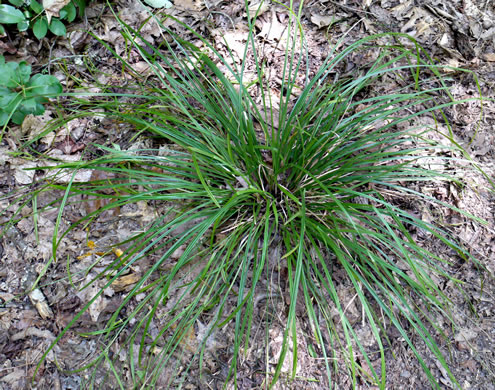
[0, 0, 85, 39]
[0, 55, 62, 126]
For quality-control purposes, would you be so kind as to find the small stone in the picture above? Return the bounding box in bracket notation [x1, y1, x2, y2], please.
[171, 245, 186, 259]
[71, 126, 85, 141]
[455, 328, 477, 342]
[400, 370, 411, 378]
[14, 161, 37, 185]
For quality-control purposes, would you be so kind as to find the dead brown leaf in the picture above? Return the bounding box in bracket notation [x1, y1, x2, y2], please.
[43, 0, 71, 23]
[175, 0, 204, 11]
[111, 273, 141, 292]
[310, 14, 335, 28]
[482, 53, 495, 62]
[248, 0, 270, 18]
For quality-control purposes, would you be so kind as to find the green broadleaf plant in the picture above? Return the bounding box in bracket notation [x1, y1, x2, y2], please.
[32, 16, 48, 38]
[31, 1, 491, 389]
[0, 0, 83, 39]
[0, 55, 62, 127]
[0, 4, 25, 23]
[48, 17, 66, 36]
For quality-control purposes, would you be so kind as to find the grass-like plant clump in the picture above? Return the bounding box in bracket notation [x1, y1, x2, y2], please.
[31, 3, 488, 389]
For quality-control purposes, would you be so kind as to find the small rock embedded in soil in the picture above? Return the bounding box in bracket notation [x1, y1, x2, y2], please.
[400, 370, 411, 378]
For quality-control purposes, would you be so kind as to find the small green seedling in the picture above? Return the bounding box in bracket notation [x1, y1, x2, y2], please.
[0, 56, 62, 126]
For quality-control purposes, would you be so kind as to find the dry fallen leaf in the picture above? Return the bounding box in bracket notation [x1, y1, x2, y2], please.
[482, 53, 495, 62]
[221, 30, 249, 58]
[111, 273, 140, 292]
[133, 61, 152, 73]
[11, 327, 55, 341]
[28, 288, 54, 319]
[0, 370, 25, 386]
[43, 0, 71, 23]
[401, 7, 433, 38]
[112, 247, 124, 257]
[259, 13, 287, 43]
[143, 0, 172, 8]
[13, 161, 37, 185]
[248, 0, 270, 18]
[310, 14, 336, 28]
[180, 322, 197, 353]
[87, 286, 108, 322]
[175, 0, 204, 11]
[21, 113, 55, 144]
[454, 327, 477, 342]
[460, 359, 478, 372]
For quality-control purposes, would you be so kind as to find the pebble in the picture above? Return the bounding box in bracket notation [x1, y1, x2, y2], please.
[400, 370, 411, 378]
[71, 126, 85, 141]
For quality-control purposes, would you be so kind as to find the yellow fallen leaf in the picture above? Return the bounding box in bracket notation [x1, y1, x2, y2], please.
[77, 252, 92, 260]
[112, 247, 124, 257]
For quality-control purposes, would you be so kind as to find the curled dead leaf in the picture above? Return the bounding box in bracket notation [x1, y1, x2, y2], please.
[482, 53, 495, 62]
[248, 0, 269, 18]
[11, 327, 55, 341]
[29, 288, 54, 319]
[43, 0, 71, 23]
